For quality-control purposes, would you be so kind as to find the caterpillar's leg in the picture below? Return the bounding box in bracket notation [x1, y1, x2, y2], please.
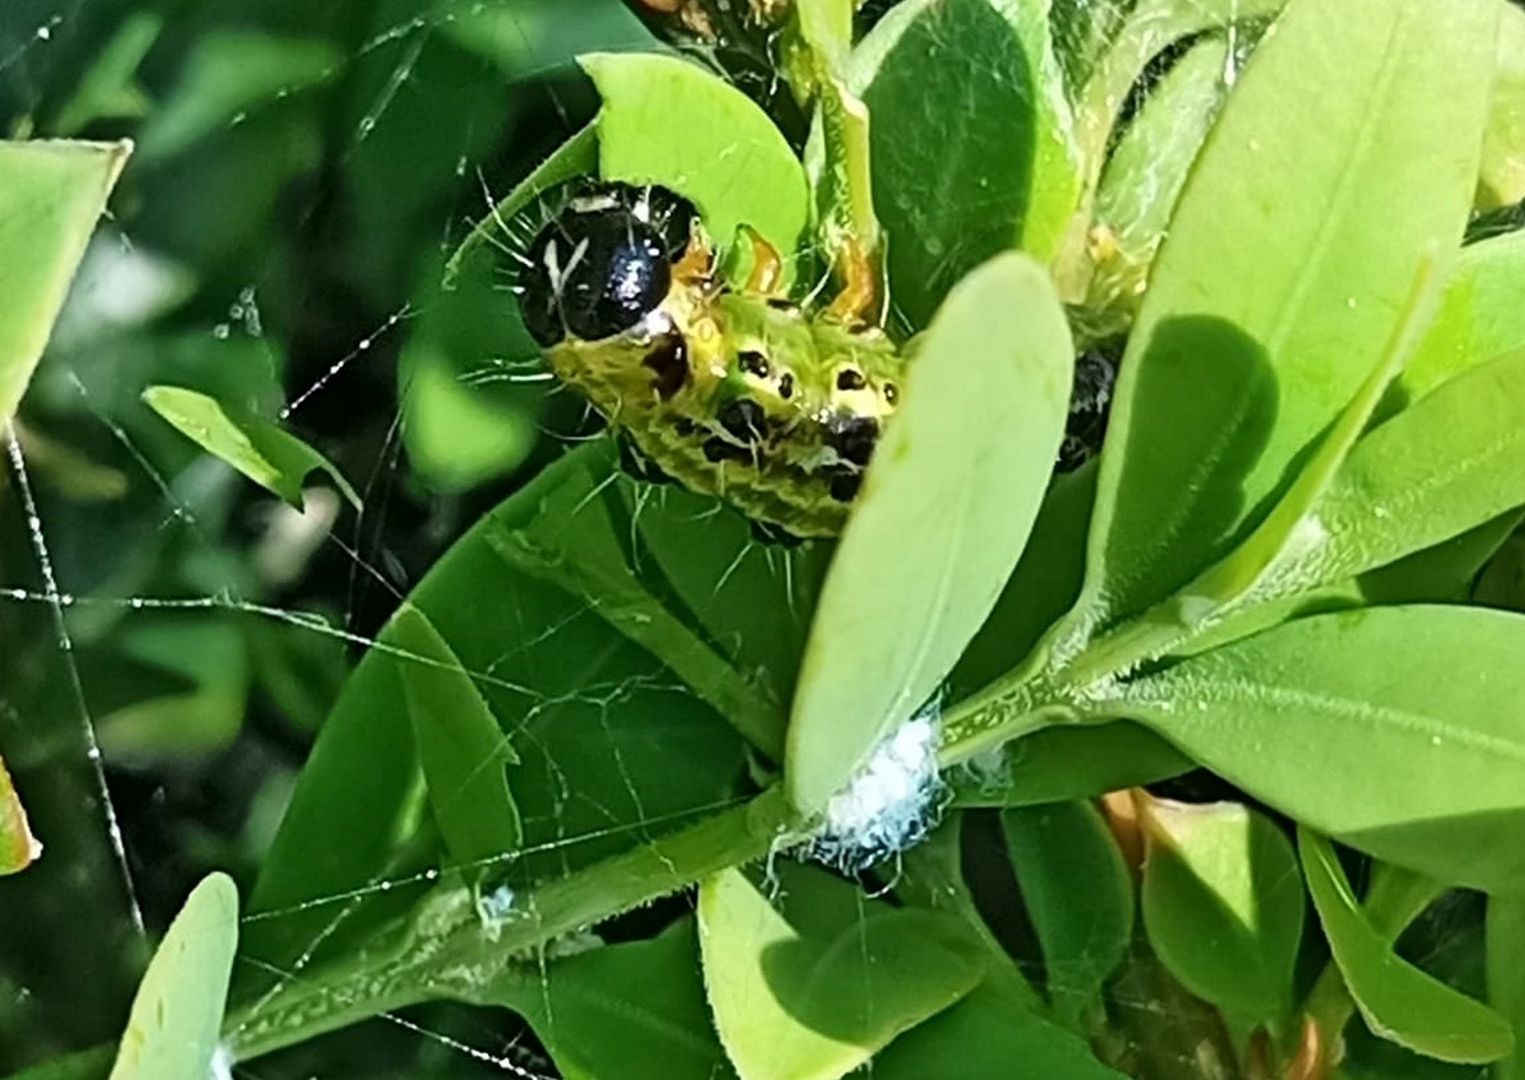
[740, 225, 784, 295]
[824, 237, 876, 326]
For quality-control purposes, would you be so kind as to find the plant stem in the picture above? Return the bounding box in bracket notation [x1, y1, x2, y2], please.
[224, 788, 795, 1062]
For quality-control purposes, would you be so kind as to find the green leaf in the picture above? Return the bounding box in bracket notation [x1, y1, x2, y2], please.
[950, 462, 1095, 701]
[869, 980, 1127, 1079]
[96, 615, 250, 761]
[1488, 895, 1525, 1080]
[444, 123, 598, 287]
[1071, 0, 1494, 638]
[1406, 230, 1525, 402]
[0, 138, 130, 426]
[785, 252, 1073, 816]
[697, 864, 985, 1080]
[1004, 801, 1132, 1026]
[49, 13, 161, 136]
[484, 918, 730, 1080]
[242, 444, 746, 989]
[1103, 606, 1525, 894]
[581, 52, 809, 262]
[849, 0, 1080, 326]
[1138, 796, 1304, 1025]
[488, 445, 786, 759]
[1301, 828, 1512, 1065]
[1087, 35, 1230, 319]
[392, 607, 522, 875]
[142, 385, 359, 511]
[109, 873, 239, 1080]
[0, 754, 41, 875]
[135, 31, 339, 162]
[1479, 2, 1525, 211]
[951, 722, 1191, 808]
[1253, 349, 1525, 606]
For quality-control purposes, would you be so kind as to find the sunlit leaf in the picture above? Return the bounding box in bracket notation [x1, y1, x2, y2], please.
[1301, 828, 1512, 1064]
[581, 52, 809, 264]
[785, 252, 1073, 816]
[1405, 229, 1525, 400]
[1479, 2, 1525, 211]
[950, 722, 1191, 808]
[1101, 606, 1525, 894]
[143, 385, 359, 511]
[0, 755, 42, 875]
[698, 863, 985, 1080]
[392, 608, 522, 875]
[1004, 800, 1132, 1026]
[0, 138, 130, 425]
[109, 873, 239, 1080]
[1139, 796, 1303, 1025]
[1071, 0, 1493, 639]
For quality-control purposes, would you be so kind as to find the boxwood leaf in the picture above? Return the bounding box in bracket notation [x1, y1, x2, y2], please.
[869, 979, 1127, 1079]
[1479, 2, 1525, 211]
[443, 122, 597, 286]
[951, 722, 1191, 808]
[1004, 800, 1133, 1026]
[392, 608, 522, 875]
[697, 864, 985, 1080]
[1301, 828, 1512, 1064]
[785, 252, 1073, 816]
[1405, 229, 1525, 401]
[1086, 36, 1230, 319]
[0, 755, 41, 875]
[142, 385, 359, 511]
[1139, 795, 1304, 1025]
[848, 0, 1080, 326]
[1071, 0, 1493, 639]
[483, 918, 730, 1080]
[0, 138, 130, 425]
[580, 52, 809, 263]
[1250, 349, 1525, 607]
[1488, 895, 1525, 1080]
[1103, 606, 1525, 894]
[109, 873, 238, 1080]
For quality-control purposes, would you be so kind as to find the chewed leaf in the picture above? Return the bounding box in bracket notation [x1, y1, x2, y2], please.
[1105, 606, 1525, 894]
[785, 252, 1073, 817]
[581, 52, 809, 265]
[1139, 796, 1304, 1025]
[1071, 0, 1494, 640]
[443, 122, 597, 286]
[697, 864, 984, 1080]
[143, 384, 359, 511]
[392, 607, 522, 876]
[109, 873, 239, 1080]
[0, 138, 131, 426]
[1301, 828, 1512, 1064]
[0, 755, 41, 875]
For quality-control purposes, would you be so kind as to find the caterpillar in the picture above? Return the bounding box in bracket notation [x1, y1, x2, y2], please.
[516, 181, 1114, 540]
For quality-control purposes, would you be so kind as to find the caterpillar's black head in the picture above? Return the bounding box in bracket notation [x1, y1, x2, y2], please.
[520, 182, 698, 347]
